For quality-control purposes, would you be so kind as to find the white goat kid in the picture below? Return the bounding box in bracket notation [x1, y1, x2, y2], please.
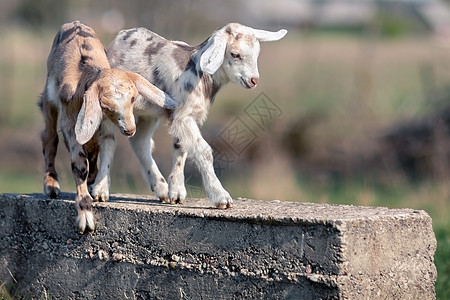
[105, 23, 287, 208]
[39, 21, 177, 233]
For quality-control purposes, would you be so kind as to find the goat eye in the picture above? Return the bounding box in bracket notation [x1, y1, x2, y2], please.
[131, 96, 135, 103]
[231, 52, 241, 59]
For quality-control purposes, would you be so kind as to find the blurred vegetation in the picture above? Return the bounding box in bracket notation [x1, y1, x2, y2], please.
[0, 0, 449, 298]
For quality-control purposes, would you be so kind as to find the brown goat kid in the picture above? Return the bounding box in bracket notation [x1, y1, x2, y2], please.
[39, 21, 178, 233]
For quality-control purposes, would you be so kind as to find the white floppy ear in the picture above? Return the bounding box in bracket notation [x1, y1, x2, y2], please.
[75, 84, 102, 145]
[199, 29, 228, 75]
[128, 72, 179, 109]
[253, 28, 288, 42]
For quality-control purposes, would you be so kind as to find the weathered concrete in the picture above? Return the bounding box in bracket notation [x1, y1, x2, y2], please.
[0, 193, 436, 299]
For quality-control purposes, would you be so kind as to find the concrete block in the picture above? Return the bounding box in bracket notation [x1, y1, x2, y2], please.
[0, 193, 436, 299]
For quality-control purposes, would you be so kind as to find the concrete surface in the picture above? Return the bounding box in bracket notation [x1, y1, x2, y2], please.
[0, 193, 436, 299]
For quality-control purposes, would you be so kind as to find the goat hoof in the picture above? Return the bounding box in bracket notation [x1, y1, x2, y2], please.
[170, 197, 183, 205]
[159, 197, 170, 203]
[76, 210, 95, 234]
[212, 192, 233, 209]
[45, 187, 60, 199]
[44, 183, 60, 199]
[92, 192, 108, 202]
[94, 195, 106, 202]
[215, 201, 233, 209]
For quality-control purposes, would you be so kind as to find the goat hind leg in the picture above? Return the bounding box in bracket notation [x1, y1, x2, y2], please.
[168, 138, 187, 204]
[86, 142, 99, 188]
[40, 93, 60, 198]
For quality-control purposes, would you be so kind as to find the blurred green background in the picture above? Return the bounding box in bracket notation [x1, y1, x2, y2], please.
[0, 0, 449, 297]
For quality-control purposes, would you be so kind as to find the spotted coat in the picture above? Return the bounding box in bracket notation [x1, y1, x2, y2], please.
[39, 21, 178, 233]
[104, 23, 287, 208]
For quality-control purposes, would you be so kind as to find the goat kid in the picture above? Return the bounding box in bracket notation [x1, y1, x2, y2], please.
[39, 21, 178, 233]
[105, 23, 287, 208]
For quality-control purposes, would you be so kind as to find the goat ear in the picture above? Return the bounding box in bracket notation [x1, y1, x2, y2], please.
[75, 84, 102, 145]
[129, 72, 178, 109]
[199, 30, 228, 75]
[253, 28, 288, 42]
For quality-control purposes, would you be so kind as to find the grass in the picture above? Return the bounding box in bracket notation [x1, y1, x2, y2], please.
[1, 280, 51, 300]
[1, 284, 15, 300]
[435, 224, 450, 300]
[0, 169, 42, 194]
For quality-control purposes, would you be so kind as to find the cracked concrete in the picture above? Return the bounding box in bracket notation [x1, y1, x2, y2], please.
[0, 193, 436, 299]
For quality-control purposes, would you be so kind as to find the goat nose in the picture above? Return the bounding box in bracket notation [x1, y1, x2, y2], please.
[251, 77, 259, 86]
[124, 127, 136, 137]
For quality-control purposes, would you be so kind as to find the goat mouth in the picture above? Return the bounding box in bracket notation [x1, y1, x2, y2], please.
[240, 77, 253, 89]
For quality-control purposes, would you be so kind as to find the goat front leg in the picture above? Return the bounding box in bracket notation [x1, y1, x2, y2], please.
[129, 116, 169, 202]
[168, 138, 187, 204]
[172, 117, 233, 208]
[89, 121, 116, 202]
[61, 124, 95, 234]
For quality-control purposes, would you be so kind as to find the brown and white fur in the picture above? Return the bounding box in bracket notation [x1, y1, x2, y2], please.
[105, 23, 287, 208]
[39, 21, 178, 233]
